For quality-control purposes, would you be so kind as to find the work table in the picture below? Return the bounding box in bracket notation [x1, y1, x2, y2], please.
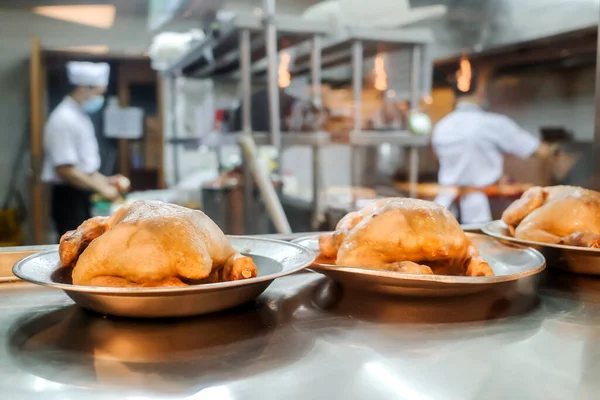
[0, 238, 598, 399]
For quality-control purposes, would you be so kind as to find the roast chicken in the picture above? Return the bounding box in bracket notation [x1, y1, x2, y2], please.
[319, 198, 494, 276]
[502, 186, 600, 248]
[59, 200, 257, 287]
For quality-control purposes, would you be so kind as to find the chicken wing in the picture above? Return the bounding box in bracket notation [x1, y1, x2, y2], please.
[320, 198, 494, 276]
[502, 186, 600, 247]
[59, 216, 110, 266]
[60, 201, 257, 287]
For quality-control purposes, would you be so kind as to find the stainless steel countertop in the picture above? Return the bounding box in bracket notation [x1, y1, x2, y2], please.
[1, 240, 600, 399]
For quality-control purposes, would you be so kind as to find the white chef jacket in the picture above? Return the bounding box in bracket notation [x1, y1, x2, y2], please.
[432, 102, 540, 223]
[42, 97, 101, 184]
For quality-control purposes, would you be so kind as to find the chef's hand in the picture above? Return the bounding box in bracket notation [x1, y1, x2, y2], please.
[99, 184, 122, 202]
[535, 142, 560, 159]
[109, 174, 131, 193]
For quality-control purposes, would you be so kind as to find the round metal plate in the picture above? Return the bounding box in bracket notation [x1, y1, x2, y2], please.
[292, 233, 545, 297]
[483, 220, 600, 275]
[13, 236, 316, 318]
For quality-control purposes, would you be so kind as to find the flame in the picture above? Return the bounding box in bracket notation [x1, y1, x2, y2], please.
[374, 54, 387, 91]
[278, 52, 291, 88]
[455, 56, 472, 93]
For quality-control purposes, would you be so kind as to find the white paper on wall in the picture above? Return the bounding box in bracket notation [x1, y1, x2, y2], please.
[175, 77, 215, 138]
[103, 103, 144, 139]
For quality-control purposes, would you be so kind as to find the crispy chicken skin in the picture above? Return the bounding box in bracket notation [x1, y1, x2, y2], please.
[502, 186, 600, 248]
[319, 198, 494, 276]
[59, 200, 257, 287]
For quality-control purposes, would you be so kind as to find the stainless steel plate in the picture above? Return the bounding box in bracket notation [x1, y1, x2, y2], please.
[292, 233, 545, 297]
[12, 237, 316, 318]
[483, 220, 600, 275]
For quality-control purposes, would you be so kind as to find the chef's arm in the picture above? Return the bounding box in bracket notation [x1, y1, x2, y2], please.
[533, 142, 559, 159]
[89, 171, 111, 187]
[55, 165, 120, 201]
[494, 117, 558, 160]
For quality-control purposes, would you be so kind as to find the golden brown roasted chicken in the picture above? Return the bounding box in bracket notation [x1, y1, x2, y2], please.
[59, 200, 257, 287]
[319, 198, 494, 276]
[502, 186, 600, 248]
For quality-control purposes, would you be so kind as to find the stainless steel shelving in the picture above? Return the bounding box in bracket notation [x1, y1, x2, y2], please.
[349, 131, 431, 199]
[170, 131, 332, 147]
[291, 27, 434, 77]
[349, 131, 430, 147]
[162, 1, 435, 232]
[164, 14, 332, 78]
[251, 131, 332, 147]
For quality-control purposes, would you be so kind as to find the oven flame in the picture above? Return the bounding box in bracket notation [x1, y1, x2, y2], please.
[374, 54, 387, 91]
[455, 56, 472, 93]
[278, 52, 291, 88]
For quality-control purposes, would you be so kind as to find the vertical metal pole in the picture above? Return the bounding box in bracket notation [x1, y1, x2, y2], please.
[311, 149, 321, 229]
[408, 148, 419, 198]
[352, 41, 363, 135]
[311, 36, 322, 106]
[408, 45, 422, 198]
[240, 29, 252, 135]
[170, 75, 180, 185]
[593, 7, 600, 189]
[239, 29, 253, 233]
[410, 45, 421, 108]
[264, 0, 281, 151]
[311, 35, 322, 230]
[351, 40, 363, 192]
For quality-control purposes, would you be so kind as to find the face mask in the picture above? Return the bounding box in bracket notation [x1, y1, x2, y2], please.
[82, 95, 105, 114]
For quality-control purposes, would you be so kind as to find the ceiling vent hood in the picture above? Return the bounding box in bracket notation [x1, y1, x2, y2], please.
[412, 0, 599, 59]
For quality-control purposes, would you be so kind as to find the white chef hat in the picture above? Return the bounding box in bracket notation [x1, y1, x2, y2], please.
[66, 61, 110, 87]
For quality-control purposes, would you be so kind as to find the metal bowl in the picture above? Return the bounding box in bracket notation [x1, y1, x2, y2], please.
[483, 220, 600, 275]
[292, 233, 545, 297]
[12, 237, 316, 318]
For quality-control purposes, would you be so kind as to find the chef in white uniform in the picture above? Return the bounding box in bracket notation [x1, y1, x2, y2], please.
[43, 61, 121, 237]
[432, 74, 553, 224]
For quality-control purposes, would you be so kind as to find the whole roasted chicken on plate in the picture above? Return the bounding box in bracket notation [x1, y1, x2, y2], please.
[319, 198, 494, 276]
[502, 185, 600, 248]
[59, 200, 257, 288]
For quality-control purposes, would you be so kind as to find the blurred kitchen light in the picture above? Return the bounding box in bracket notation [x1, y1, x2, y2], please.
[455, 56, 472, 93]
[32, 5, 116, 29]
[57, 45, 110, 54]
[185, 385, 234, 400]
[278, 52, 291, 88]
[374, 54, 387, 91]
[33, 377, 64, 392]
[364, 361, 432, 400]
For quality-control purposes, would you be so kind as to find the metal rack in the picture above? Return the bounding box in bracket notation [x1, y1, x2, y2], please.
[163, 0, 434, 232]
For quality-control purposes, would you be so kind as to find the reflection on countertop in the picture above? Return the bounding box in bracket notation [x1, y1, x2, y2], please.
[2, 271, 600, 399]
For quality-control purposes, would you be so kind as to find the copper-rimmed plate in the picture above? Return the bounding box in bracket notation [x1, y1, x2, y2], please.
[292, 233, 545, 297]
[12, 237, 316, 318]
[483, 220, 600, 275]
